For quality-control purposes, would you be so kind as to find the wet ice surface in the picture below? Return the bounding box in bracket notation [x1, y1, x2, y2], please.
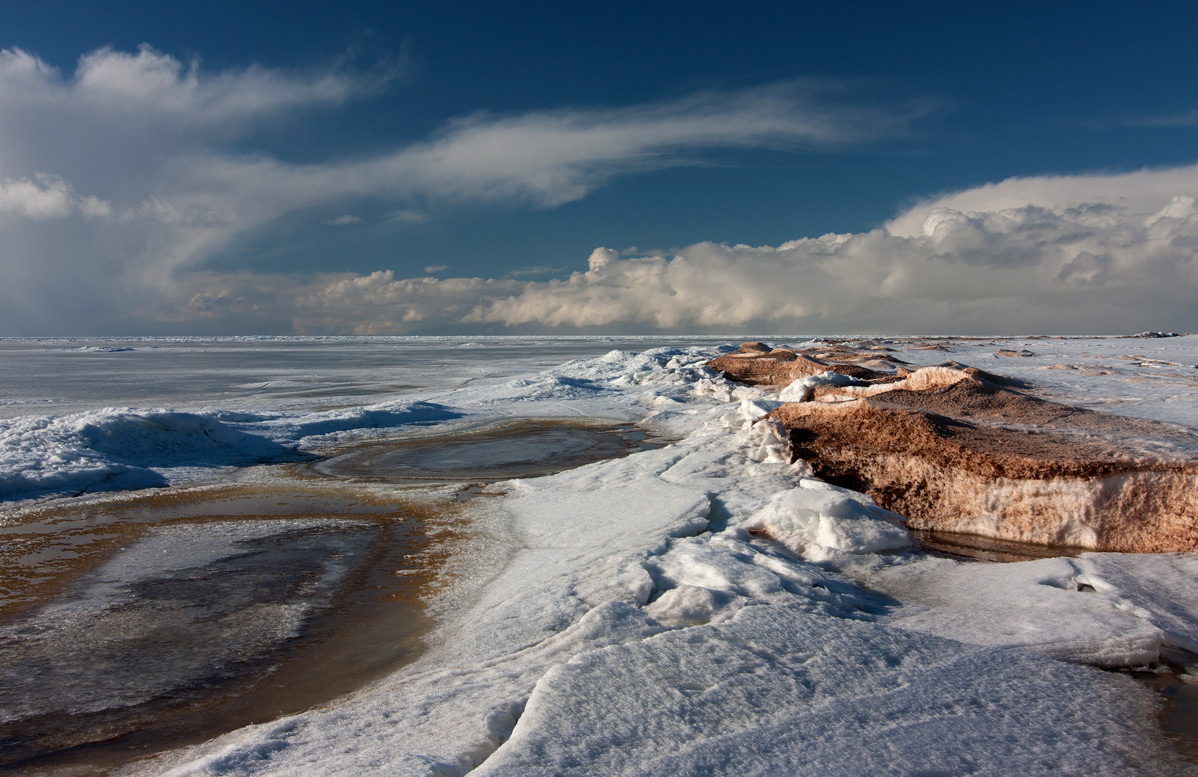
[912, 528, 1087, 563]
[0, 336, 1194, 776]
[0, 519, 375, 766]
[315, 422, 660, 482]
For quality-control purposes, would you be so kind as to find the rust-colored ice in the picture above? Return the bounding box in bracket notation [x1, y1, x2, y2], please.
[708, 342, 1198, 553]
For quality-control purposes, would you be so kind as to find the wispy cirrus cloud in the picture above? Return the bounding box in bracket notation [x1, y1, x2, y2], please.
[1123, 108, 1198, 128]
[324, 214, 363, 226]
[0, 44, 389, 134]
[387, 209, 429, 224]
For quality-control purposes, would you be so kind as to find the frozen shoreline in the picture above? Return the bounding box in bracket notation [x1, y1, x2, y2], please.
[1, 336, 1195, 775]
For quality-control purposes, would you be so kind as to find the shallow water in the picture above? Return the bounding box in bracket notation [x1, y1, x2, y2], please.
[1130, 669, 1198, 764]
[910, 529, 1085, 563]
[313, 419, 665, 483]
[0, 485, 444, 774]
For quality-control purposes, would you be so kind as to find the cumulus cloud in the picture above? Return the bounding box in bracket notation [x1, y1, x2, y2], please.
[0, 174, 111, 220]
[267, 168, 1198, 335]
[884, 166, 1198, 238]
[290, 270, 527, 335]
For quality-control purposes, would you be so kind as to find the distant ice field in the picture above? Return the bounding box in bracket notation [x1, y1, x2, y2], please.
[0, 336, 741, 420]
[0, 336, 738, 504]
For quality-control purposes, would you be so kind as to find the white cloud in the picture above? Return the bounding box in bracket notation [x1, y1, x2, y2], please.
[1, 44, 382, 128]
[0, 174, 110, 220]
[290, 270, 526, 335]
[267, 168, 1198, 335]
[885, 165, 1198, 238]
[5, 41, 1193, 336]
[0, 175, 75, 219]
[508, 265, 568, 277]
[1127, 108, 1198, 128]
[368, 81, 927, 208]
[0, 45, 931, 333]
[324, 214, 362, 226]
[424, 264, 449, 273]
[387, 209, 429, 224]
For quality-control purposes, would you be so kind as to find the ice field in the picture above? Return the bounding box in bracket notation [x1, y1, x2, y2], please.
[0, 335, 1195, 775]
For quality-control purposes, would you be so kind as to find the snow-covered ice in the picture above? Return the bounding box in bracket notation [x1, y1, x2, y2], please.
[0, 336, 1194, 775]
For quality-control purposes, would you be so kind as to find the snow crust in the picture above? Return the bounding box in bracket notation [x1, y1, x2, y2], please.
[88, 338, 1194, 777]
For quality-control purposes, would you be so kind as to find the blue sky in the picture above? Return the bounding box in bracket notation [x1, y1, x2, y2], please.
[1, 1, 1196, 334]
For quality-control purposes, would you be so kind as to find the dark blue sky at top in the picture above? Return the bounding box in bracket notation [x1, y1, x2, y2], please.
[6, 0, 1198, 280]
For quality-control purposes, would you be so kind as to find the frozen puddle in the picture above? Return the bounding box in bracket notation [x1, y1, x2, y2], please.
[0, 489, 440, 773]
[313, 419, 663, 483]
[912, 528, 1086, 563]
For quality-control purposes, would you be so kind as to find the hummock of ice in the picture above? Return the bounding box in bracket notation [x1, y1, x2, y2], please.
[0, 400, 460, 503]
[123, 342, 1196, 777]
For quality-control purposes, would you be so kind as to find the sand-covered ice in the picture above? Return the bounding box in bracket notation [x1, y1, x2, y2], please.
[707, 340, 1198, 552]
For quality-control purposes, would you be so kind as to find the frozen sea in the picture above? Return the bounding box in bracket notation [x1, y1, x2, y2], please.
[0, 335, 1196, 776]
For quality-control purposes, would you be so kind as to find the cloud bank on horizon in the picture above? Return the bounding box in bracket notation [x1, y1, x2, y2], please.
[0, 43, 1195, 335]
[292, 175, 1198, 335]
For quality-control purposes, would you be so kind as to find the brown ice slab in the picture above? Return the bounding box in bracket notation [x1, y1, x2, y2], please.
[708, 343, 1198, 553]
[706, 343, 888, 385]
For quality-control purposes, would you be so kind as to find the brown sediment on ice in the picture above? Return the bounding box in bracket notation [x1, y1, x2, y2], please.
[706, 341, 892, 385]
[706, 343, 1198, 553]
[0, 483, 449, 772]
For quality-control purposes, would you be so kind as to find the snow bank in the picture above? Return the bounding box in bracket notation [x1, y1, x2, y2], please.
[0, 409, 296, 502]
[845, 551, 1198, 670]
[0, 399, 464, 503]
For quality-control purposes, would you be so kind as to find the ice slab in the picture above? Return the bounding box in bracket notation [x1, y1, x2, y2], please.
[851, 552, 1198, 669]
[475, 605, 1176, 777]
